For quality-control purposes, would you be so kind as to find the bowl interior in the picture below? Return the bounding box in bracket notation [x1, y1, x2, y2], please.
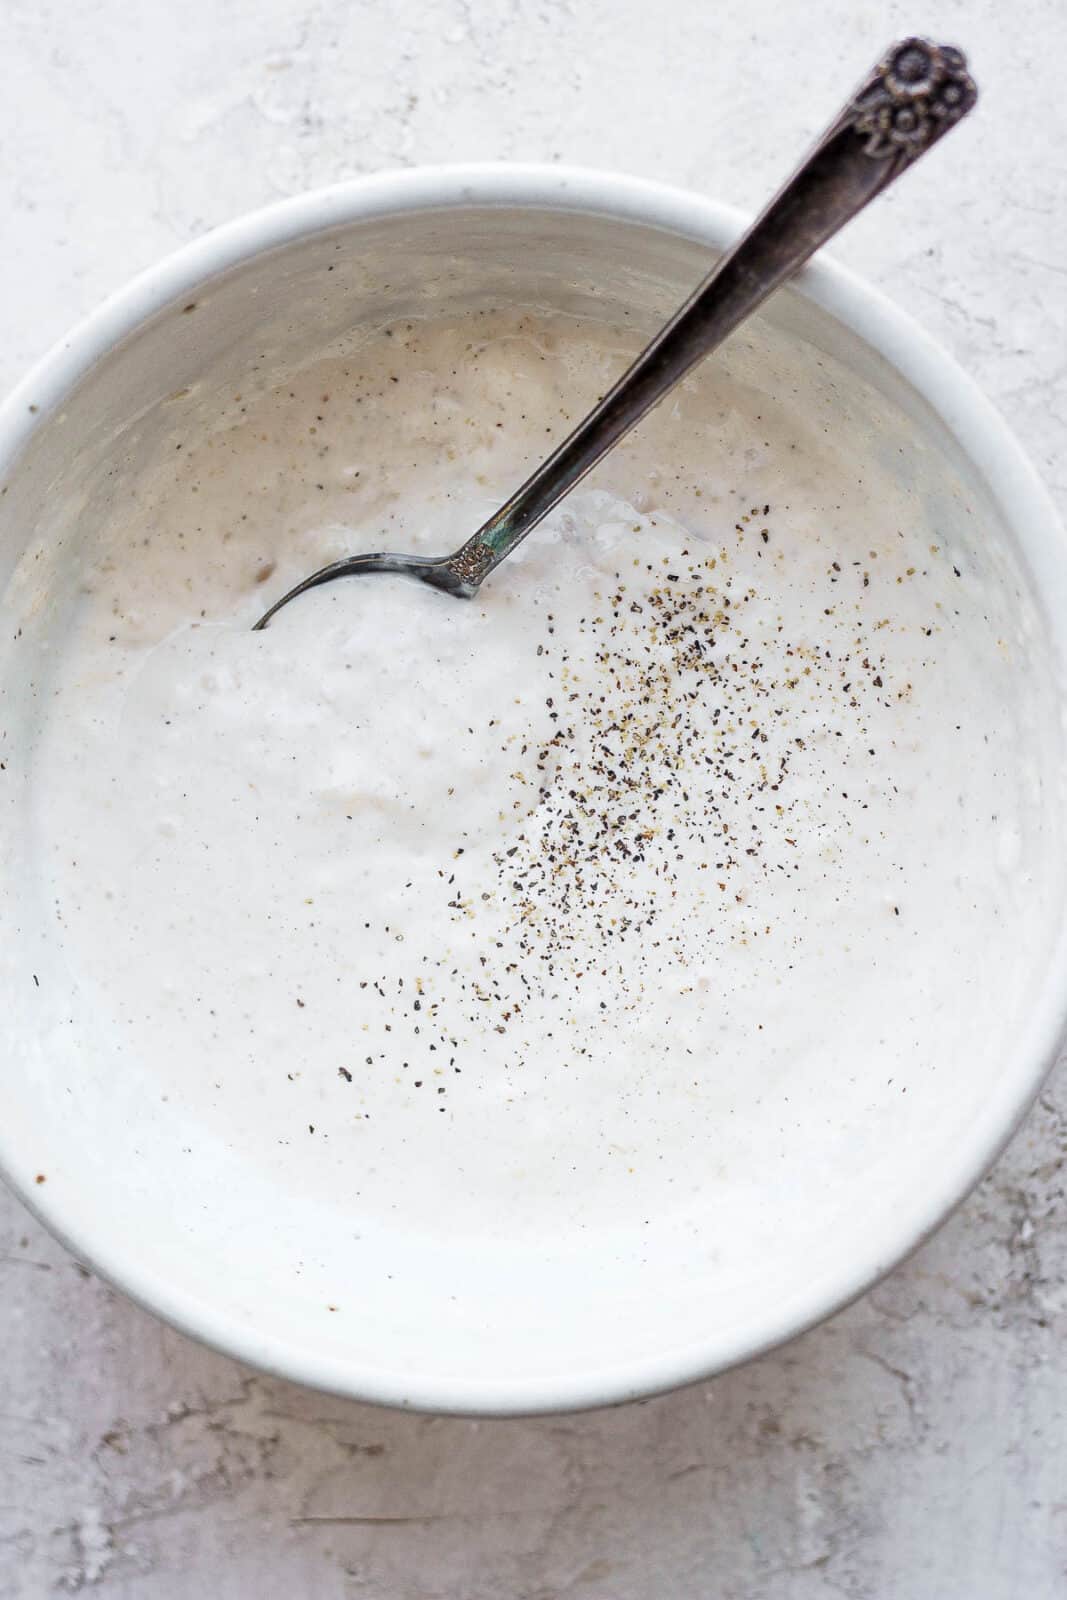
[2, 186, 1064, 1410]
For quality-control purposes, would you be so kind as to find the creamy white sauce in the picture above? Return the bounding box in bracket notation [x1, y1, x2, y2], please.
[31, 310, 1059, 1243]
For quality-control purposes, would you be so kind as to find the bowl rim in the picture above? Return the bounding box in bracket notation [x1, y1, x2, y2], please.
[3, 161, 1066, 1416]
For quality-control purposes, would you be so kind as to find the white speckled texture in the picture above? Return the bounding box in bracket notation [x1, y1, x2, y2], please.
[1, 2, 1065, 1595]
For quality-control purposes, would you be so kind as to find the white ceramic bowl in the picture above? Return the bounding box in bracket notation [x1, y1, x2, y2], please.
[2, 165, 1066, 1414]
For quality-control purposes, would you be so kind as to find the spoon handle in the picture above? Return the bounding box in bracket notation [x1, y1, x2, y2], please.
[447, 38, 977, 593]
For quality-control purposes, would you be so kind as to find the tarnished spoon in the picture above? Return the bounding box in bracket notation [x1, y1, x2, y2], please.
[254, 39, 976, 630]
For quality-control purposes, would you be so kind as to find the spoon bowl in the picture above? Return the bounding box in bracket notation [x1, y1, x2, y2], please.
[252, 549, 474, 629]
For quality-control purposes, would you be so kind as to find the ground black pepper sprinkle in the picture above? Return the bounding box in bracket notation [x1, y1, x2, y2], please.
[335, 495, 929, 1114]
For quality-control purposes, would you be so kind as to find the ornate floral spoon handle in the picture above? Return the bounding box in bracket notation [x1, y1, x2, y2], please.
[444, 38, 977, 591]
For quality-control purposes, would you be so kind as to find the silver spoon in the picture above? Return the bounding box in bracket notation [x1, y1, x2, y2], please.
[254, 38, 976, 630]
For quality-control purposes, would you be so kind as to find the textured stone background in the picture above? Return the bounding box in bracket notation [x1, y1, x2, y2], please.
[1, 1, 1065, 1594]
